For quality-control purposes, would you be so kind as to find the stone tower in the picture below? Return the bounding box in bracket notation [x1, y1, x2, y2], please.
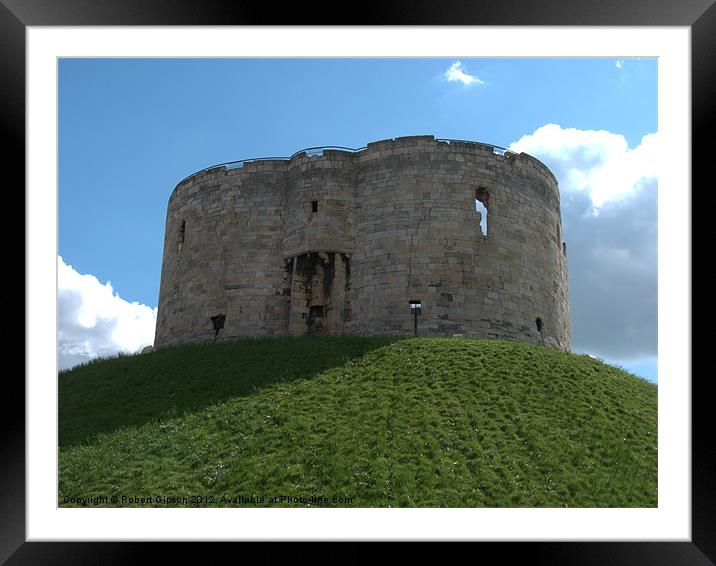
[154, 135, 571, 350]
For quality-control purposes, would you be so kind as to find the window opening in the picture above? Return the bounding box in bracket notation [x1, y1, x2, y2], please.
[211, 313, 226, 342]
[535, 317, 545, 345]
[475, 188, 489, 236]
[309, 305, 324, 320]
[178, 220, 186, 252]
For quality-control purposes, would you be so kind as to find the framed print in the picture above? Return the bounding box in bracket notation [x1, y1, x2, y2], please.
[10, 0, 709, 563]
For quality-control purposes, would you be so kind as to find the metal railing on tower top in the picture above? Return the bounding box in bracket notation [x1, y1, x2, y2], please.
[177, 145, 367, 186]
[176, 139, 515, 187]
[435, 138, 516, 156]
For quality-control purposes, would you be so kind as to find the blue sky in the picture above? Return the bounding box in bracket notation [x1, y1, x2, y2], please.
[58, 57, 658, 380]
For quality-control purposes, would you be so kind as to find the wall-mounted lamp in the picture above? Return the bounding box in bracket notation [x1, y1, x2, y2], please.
[409, 300, 422, 336]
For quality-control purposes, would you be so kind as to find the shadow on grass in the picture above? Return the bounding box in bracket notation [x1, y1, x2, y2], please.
[59, 336, 402, 449]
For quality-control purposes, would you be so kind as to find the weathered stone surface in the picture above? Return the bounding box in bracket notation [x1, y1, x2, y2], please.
[154, 136, 571, 350]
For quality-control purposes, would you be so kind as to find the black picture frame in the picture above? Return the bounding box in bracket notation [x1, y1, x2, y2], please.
[9, 1, 707, 563]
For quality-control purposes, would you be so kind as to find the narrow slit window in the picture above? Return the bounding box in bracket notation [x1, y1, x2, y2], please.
[177, 220, 186, 252]
[475, 187, 489, 236]
[312, 201, 318, 213]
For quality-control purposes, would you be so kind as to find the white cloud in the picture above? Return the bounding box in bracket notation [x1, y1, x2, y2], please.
[58, 256, 157, 370]
[444, 61, 484, 86]
[509, 124, 658, 208]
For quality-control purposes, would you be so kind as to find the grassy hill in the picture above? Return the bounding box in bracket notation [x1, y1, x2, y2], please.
[59, 337, 657, 508]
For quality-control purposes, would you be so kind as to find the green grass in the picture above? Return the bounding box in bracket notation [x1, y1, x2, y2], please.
[59, 337, 657, 508]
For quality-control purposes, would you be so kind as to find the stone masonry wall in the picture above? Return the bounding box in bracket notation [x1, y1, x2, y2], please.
[154, 135, 571, 350]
